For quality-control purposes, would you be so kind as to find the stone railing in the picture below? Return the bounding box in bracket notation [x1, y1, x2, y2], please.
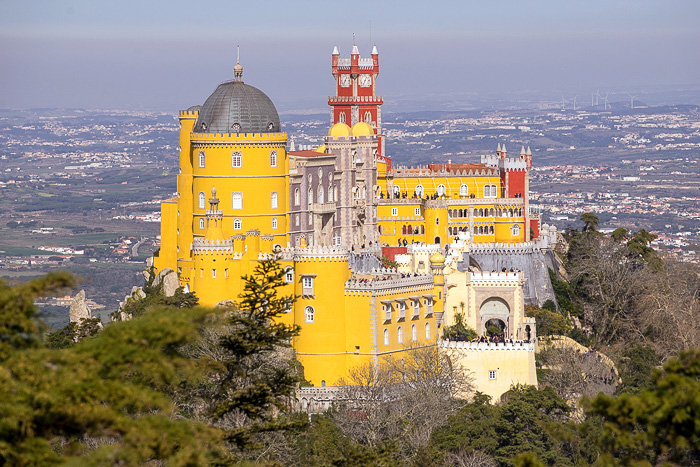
[468, 271, 523, 282]
[439, 340, 536, 351]
[377, 197, 425, 205]
[193, 238, 233, 254]
[427, 198, 525, 208]
[310, 202, 336, 214]
[345, 273, 434, 292]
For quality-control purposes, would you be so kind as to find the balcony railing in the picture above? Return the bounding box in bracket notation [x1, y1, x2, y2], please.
[310, 202, 336, 214]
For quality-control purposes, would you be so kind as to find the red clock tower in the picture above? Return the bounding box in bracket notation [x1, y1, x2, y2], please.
[329, 44, 388, 166]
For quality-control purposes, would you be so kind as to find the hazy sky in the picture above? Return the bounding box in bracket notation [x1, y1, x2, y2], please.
[1, 0, 699, 112]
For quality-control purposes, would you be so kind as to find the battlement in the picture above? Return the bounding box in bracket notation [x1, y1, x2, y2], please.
[390, 164, 497, 177]
[439, 340, 536, 351]
[193, 238, 234, 255]
[469, 242, 537, 255]
[179, 110, 199, 118]
[328, 95, 383, 104]
[345, 270, 434, 293]
[190, 132, 288, 142]
[469, 271, 523, 281]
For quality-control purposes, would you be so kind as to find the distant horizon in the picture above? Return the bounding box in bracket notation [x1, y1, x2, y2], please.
[1, 1, 699, 111]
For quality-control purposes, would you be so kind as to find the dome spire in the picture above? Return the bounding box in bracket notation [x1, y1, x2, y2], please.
[234, 45, 243, 82]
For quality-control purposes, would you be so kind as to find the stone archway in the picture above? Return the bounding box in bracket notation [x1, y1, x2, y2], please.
[485, 317, 506, 337]
[479, 297, 510, 336]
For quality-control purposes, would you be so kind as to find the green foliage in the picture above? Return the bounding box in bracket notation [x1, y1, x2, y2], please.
[216, 259, 301, 450]
[548, 269, 582, 320]
[615, 345, 661, 395]
[0, 305, 227, 465]
[0, 271, 76, 360]
[589, 348, 700, 466]
[442, 312, 478, 341]
[45, 317, 102, 349]
[429, 387, 574, 466]
[525, 304, 570, 337]
[580, 212, 599, 232]
[380, 255, 399, 269]
[111, 265, 198, 320]
[611, 227, 630, 242]
[626, 229, 661, 269]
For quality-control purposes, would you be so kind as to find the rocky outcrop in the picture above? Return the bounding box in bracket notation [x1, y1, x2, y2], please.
[154, 268, 179, 297]
[69, 290, 92, 323]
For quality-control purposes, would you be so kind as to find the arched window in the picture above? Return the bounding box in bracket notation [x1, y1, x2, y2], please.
[308, 187, 313, 204]
[334, 186, 338, 203]
[397, 326, 403, 344]
[328, 186, 333, 203]
[474, 226, 479, 235]
[511, 224, 521, 237]
[460, 184, 468, 196]
[490, 225, 494, 234]
[412, 324, 417, 342]
[384, 328, 390, 346]
[393, 185, 400, 197]
[416, 184, 424, 196]
[339, 112, 346, 124]
[425, 322, 431, 339]
[305, 306, 315, 323]
[199, 218, 205, 230]
[271, 191, 278, 209]
[198, 192, 206, 209]
[318, 185, 324, 204]
[294, 188, 300, 205]
[437, 184, 446, 196]
[364, 111, 372, 124]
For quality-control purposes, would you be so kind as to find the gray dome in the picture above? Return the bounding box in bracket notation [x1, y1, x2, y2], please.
[194, 80, 280, 134]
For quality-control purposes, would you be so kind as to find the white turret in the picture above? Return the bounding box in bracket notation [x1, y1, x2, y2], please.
[371, 44, 378, 55]
[332, 44, 339, 55]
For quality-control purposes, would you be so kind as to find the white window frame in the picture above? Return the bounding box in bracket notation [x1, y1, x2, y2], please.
[384, 328, 390, 346]
[412, 324, 417, 342]
[198, 150, 205, 168]
[231, 151, 242, 168]
[271, 191, 278, 209]
[272, 217, 278, 229]
[305, 306, 315, 323]
[425, 297, 433, 315]
[270, 150, 277, 168]
[425, 322, 431, 340]
[460, 184, 468, 196]
[437, 184, 446, 196]
[198, 192, 206, 209]
[391, 207, 398, 217]
[294, 188, 300, 205]
[199, 218, 205, 230]
[511, 224, 521, 237]
[212, 269, 216, 278]
[489, 370, 497, 380]
[384, 304, 392, 321]
[397, 301, 406, 319]
[397, 326, 403, 344]
[233, 218, 242, 230]
[412, 300, 420, 317]
[415, 184, 424, 197]
[232, 192, 242, 210]
[414, 207, 421, 217]
[302, 275, 315, 295]
[285, 268, 294, 283]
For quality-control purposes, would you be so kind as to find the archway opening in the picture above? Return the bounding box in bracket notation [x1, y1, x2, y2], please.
[485, 318, 506, 337]
[434, 236, 441, 245]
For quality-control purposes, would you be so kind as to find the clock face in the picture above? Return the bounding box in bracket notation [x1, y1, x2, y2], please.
[340, 74, 351, 87]
[358, 74, 372, 87]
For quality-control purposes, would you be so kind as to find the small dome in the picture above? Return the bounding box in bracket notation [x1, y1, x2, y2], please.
[430, 252, 445, 265]
[194, 71, 280, 134]
[352, 121, 374, 136]
[315, 144, 326, 153]
[328, 122, 352, 138]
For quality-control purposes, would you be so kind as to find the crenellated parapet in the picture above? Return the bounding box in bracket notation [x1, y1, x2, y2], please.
[344, 270, 434, 295]
[468, 270, 524, 286]
[439, 340, 536, 351]
[293, 245, 349, 262]
[193, 237, 234, 255]
[390, 165, 498, 177]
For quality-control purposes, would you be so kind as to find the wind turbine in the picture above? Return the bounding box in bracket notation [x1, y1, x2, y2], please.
[603, 92, 610, 110]
[595, 89, 600, 107]
[627, 93, 637, 109]
[572, 95, 578, 111]
[591, 91, 595, 107]
[560, 94, 568, 111]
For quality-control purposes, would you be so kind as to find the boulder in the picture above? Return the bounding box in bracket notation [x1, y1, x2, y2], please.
[69, 290, 92, 323]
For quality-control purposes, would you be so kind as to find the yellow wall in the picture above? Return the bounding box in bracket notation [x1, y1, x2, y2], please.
[441, 343, 537, 402]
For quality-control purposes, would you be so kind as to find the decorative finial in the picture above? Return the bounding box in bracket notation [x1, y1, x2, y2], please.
[353, 32, 356, 45]
[234, 45, 243, 82]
